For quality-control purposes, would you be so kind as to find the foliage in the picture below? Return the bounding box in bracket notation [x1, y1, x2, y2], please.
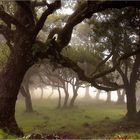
[0, 129, 17, 139]
[62, 46, 104, 74]
[0, 43, 10, 68]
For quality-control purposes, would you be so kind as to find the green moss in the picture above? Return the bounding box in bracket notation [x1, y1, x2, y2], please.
[0, 43, 10, 67]
[0, 129, 17, 139]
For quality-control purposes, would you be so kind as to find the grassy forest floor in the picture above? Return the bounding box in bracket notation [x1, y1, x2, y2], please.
[0, 99, 140, 139]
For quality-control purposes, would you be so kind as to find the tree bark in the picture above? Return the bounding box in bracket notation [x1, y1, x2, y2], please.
[69, 86, 78, 107]
[0, 4, 35, 135]
[47, 87, 54, 99]
[69, 92, 78, 107]
[63, 91, 69, 108]
[96, 89, 101, 100]
[125, 54, 140, 120]
[84, 86, 91, 99]
[117, 90, 125, 104]
[40, 87, 44, 100]
[125, 86, 137, 120]
[57, 87, 61, 108]
[0, 46, 33, 136]
[20, 86, 33, 112]
[63, 84, 69, 108]
[106, 91, 111, 103]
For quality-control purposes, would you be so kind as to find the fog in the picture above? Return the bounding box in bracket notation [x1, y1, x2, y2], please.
[31, 86, 119, 101]
[29, 81, 140, 103]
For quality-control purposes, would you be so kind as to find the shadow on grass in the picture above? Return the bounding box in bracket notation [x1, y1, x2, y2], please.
[82, 117, 140, 139]
[25, 117, 140, 139]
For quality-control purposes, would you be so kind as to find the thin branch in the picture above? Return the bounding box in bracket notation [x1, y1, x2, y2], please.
[91, 81, 122, 91]
[32, 0, 49, 7]
[91, 52, 113, 76]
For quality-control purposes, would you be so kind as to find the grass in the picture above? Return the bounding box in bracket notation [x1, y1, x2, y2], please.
[1, 98, 140, 139]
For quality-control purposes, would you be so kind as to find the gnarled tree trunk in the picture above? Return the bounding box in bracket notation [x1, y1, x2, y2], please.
[117, 90, 125, 104]
[69, 92, 78, 107]
[0, 3, 35, 135]
[69, 87, 78, 107]
[96, 89, 101, 100]
[40, 87, 44, 100]
[125, 86, 137, 120]
[20, 86, 33, 112]
[0, 46, 33, 136]
[63, 83, 69, 108]
[57, 86, 61, 108]
[125, 54, 140, 120]
[63, 91, 69, 108]
[106, 91, 111, 103]
[84, 86, 91, 100]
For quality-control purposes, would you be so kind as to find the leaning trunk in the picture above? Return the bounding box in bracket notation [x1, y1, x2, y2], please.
[40, 87, 44, 100]
[84, 86, 91, 99]
[69, 92, 78, 107]
[106, 91, 111, 103]
[117, 90, 125, 104]
[63, 87, 69, 108]
[96, 89, 101, 100]
[0, 46, 33, 136]
[57, 87, 61, 108]
[0, 3, 35, 135]
[20, 86, 33, 112]
[63, 92, 69, 108]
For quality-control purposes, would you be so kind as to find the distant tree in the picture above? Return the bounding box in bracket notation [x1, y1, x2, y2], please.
[95, 90, 101, 100]
[38, 64, 70, 108]
[84, 86, 91, 100]
[39, 63, 84, 108]
[106, 91, 111, 103]
[19, 86, 33, 112]
[116, 90, 125, 104]
[69, 73, 84, 107]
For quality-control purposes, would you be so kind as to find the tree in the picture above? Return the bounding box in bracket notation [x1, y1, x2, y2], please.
[19, 66, 39, 112]
[117, 90, 125, 104]
[95, 89, 101, 100]
[19, 85, 33, 112]
[106, 91, 111, 103]
[84, 86, 91, 100]
[0, 0, 139, 135]
[39, 63, 83, 108]
[88, 7, 140, 119]
[39, 64, 71, 108]
[69, 73, 84, 107]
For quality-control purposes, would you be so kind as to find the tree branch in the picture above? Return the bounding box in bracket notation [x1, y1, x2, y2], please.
[32, 0, 49, 8]
[33, 0, 61, 37]
[91, 52, 113, 76]
[0, 10, 27, 33]
[35, 39, 140, 91]
[35, 1, 140, 90]
[50, 1, 140, 50]
[91, 81, 122, 91]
